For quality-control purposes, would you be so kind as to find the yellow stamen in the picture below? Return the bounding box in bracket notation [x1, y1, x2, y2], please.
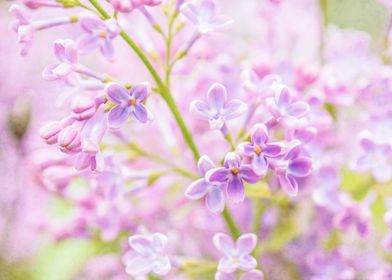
[98, 30, 107, 38]
[129, 98, 136, 105]
[254, 145, 262, 155]
[70, 15, 78, 23]
[231, 167, 239, 175]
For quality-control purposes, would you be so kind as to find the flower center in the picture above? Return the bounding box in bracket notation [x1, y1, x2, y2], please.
[231, 167, 239, 175]
[98, 30, 107, 38]
[129, 98, 136, 105]
[254, 145, 262, 155]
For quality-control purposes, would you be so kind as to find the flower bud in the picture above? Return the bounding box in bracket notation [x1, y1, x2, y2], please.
[71, 95, 96, 121]
[58, 125, 81, 153]
[40, 121, 63, 144]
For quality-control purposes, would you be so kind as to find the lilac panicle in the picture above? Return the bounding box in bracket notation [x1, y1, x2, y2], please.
[180, 0, 233, 34]
[185, 155, 225, 213]
[206, 152, 261, 203]
[123, 232, 171, 276]
[213, 232, 258, 274]
[110, 0, 162, 13]
[237, 123, 283, 175]
[190, 83, 247, 130]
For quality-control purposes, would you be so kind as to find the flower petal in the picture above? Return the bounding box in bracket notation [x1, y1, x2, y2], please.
[223, 99, 247, 120]
[132, 104, 152, 123]
[190, 100, 212, 120]
[108, 105, 130, 128]
[131, 84, 148, 102]
[206, 167, 230, 183]
[240, 165, 261, 183]
[288, 157, 312, 177]
[277, 87, 292, 109]
[238, 255, 257, 271]
[100, 39, 115, 60]
[279, 174, 298, 196]
[213, 233, 235, 255]
[236, 233, 257, 255]
[227, 176, 245, 203]
[129, 235, 152, 255]
[207, 83, 227, 111]
[77, 34, 99, 54]
[250, 124, 268, 145]
[152, 256, 171, 275]
[125, 255, 153, 276]
[185, 178, 209, 200]
[286, 101, 310, 118]
[106, 83, 129, 103]
[198, 155, 215, 175]
[240, 270, 264, 280]
[263, 143, 283, 157]
[251, 156, 268, 175]
[206, 186, 225, 213]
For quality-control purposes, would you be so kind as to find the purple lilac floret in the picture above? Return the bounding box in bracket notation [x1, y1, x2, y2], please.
[206, 152, 261, 203]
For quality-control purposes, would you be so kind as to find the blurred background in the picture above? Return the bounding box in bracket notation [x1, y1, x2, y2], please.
[0, 0, 391, 279]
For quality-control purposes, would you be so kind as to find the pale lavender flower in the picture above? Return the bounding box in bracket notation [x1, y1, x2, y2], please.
[237, 124, 283, 175]
[77, 15, 120, 60]
[215, 269, 264, 280]
[352, 131, 392, 183]
[213, 232, 258, 274]
[110, 0, 161, 13]
[190, 83, 247, 130]
[180, 0, 233, 34]
[123, 232, 171, 277]
[333, 194, 371, 238]
[185, 155, 225, 213]
[105, 83, 153, 128]
[271, 141, 312, 196]
[206, 152, 260, 203]
[265, 86, 310, 126]
[9, 5, 77, 56]
[43, 39, 79, 81]
[71, 95, 99, 121]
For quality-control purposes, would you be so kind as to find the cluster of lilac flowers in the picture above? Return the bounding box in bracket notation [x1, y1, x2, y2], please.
[4, 0, 392, 279]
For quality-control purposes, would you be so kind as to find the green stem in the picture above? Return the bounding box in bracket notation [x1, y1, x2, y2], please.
[222, 208, 241, 239]
[129, 142, 198, 179]
[87, 0, 241, 239]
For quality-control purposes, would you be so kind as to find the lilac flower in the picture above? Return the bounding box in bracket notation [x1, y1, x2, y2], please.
[180, 0, 233, 34]
[185, 155, 225, 213]
[105, 83, 153, 128]
[215, 269, 264, 280]
[123, 232, 171, 276]
[9, 5, 78, 56]
[333, 194, 371, 238]
[206, 152, 260, 203]
[352, 132, 392, 183]
[190, 83, 247, 130]
[265, 86, 310, 126]
[271, 141, 312, 196]
[77, 15, 120, 60]
[237, 124, 283, 175]
[75, 111, 108, 172]
[110, 0, 161, 13]
[43, 39, 78, 81]
[213, 232, 258, 274]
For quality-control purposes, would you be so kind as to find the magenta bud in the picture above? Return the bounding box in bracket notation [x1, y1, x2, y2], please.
[40, 121, 63, 144]
[58, 125, 81, 153]
[71, 96, 96, 121]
